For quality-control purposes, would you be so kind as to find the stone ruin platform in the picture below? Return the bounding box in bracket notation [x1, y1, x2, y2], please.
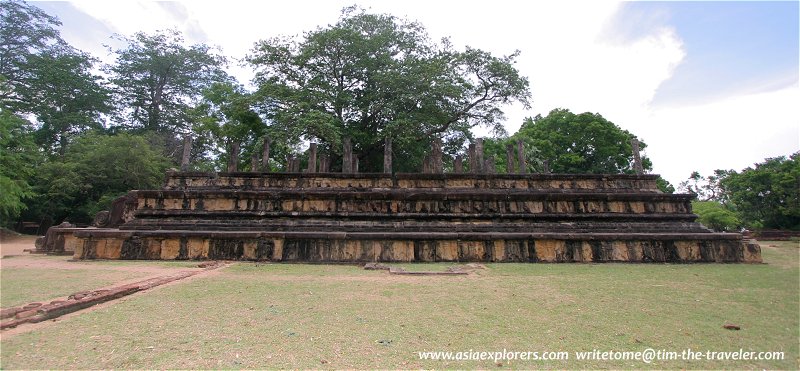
[63, 171, 762, 263]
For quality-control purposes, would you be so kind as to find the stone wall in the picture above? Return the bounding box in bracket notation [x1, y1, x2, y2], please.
[72, 230, 760, 263]
[68, 172, 761, 263]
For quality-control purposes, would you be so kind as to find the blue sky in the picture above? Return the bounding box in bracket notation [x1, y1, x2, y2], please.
[618, 1, 799, 106]
[27, 1, 800, 184]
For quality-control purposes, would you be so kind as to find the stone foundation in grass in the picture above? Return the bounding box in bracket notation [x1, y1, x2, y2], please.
[58, 172, 761, 263]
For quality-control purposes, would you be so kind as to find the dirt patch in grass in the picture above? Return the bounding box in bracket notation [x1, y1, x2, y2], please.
[0, 234, 37, 257]
[0, 254, 204, 309]
[757, 239, 799, 269]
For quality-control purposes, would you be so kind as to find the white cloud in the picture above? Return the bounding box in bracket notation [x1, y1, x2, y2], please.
[642, 86, 800, 185]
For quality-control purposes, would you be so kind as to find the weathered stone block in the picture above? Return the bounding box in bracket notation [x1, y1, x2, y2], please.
[161, 238, 181, 260]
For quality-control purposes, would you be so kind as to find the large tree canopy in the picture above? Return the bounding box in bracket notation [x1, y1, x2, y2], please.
[0, 0, 64, 105]
[22, 132, 170, 225]
[516, 108, 652, 174]
[1, 0, 110, 156]
[0, 111, 41, 221]
[25, 51, 111, 156]
[721, 153, 800, 230]
[247, 7, 530, 172]
[106, 30, 227, 133]
[191, 81, 269, 170]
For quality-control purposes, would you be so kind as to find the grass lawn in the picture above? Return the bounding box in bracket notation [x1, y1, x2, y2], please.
[0, 256, 201, 308]
[1, 240, 797, 369]
[0, 267, 147, 308]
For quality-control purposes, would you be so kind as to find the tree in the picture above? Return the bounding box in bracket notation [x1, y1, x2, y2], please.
[1, 1, 110, 155]
[192, 81, 269, 170]
[0, 110, 41, 224]
[23, 132, 171, 225]
[721, 153, 800, 230]
[247, 7, 530, 172]
[106, 29, 227, 133]
[677, 170, 731, 202]
[516, 108, 652, 174]
[25, 51, 111, 156]
[0, 0, 65, 106]
[692, 201, 740, 232]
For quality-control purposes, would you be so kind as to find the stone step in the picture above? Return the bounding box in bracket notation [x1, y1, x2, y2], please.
[164, 172, 661, 191]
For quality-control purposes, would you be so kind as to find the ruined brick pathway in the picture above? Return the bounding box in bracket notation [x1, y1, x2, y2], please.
[1, 261, 226, 330]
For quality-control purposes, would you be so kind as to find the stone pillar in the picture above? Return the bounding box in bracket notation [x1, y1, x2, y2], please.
[227, 141, 240, 172]
[484, 156, 496, 174]
[475, 138, 484, 174]
[351, 155, 359, 173]
[453, 155, 463, 173]
[287, 155, 300, 172]
[383, 137, 392, 174]
[422, 154, 431, 173]
[261, 136, 271, 172]
[543, 160, 550, 174]
[250, 151, 258, 172]
[180, 135, 192, 171]
[468, 144, 477, 173]
[342, 137, 353, 173]
[319, 155, 330, 173]
[631, 138, 644, 175]
[506, 144, 516, 174]
[307, 143, 317, 173]
[431, 138, 443, 173]
[517, 139, 527, 174]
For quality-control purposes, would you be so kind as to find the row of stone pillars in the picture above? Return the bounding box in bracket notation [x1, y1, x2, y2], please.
[180, 136, 644, 175]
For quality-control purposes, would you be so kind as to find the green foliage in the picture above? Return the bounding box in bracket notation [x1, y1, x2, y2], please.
[0, 110, 41, 223]
[1, 0, 110, 157]
[248, 7, 530, 172]
[656, 176, 675, 194]
[23, 132, 170, 224]
[481, 136, 540, 173]
[517, 108, 652, 174]
[678, 169, 731, 202]
[721, 153, 800, 230]
[192, 82, 269, 171]
[25, 51, 111, 155]
[692, 201, 741, 232]
[0, 0, 65, 106]
[106, 29, 227, 132]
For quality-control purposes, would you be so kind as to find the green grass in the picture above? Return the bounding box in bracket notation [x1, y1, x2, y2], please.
[1, 241, 797, 369]
[390, 262, 461, 272]
[0, 256, 201, 308]
[0, 268, 147, 308]
[66, 259, 204, 269]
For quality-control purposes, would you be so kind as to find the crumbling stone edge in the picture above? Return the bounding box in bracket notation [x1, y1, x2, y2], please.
[0, 261, 226, 330]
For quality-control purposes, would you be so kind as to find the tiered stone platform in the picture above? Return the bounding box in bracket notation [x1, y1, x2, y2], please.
[70, 171, 762, 263]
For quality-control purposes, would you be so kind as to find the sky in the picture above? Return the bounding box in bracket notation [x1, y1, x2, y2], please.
[33, 0, 800, 186]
